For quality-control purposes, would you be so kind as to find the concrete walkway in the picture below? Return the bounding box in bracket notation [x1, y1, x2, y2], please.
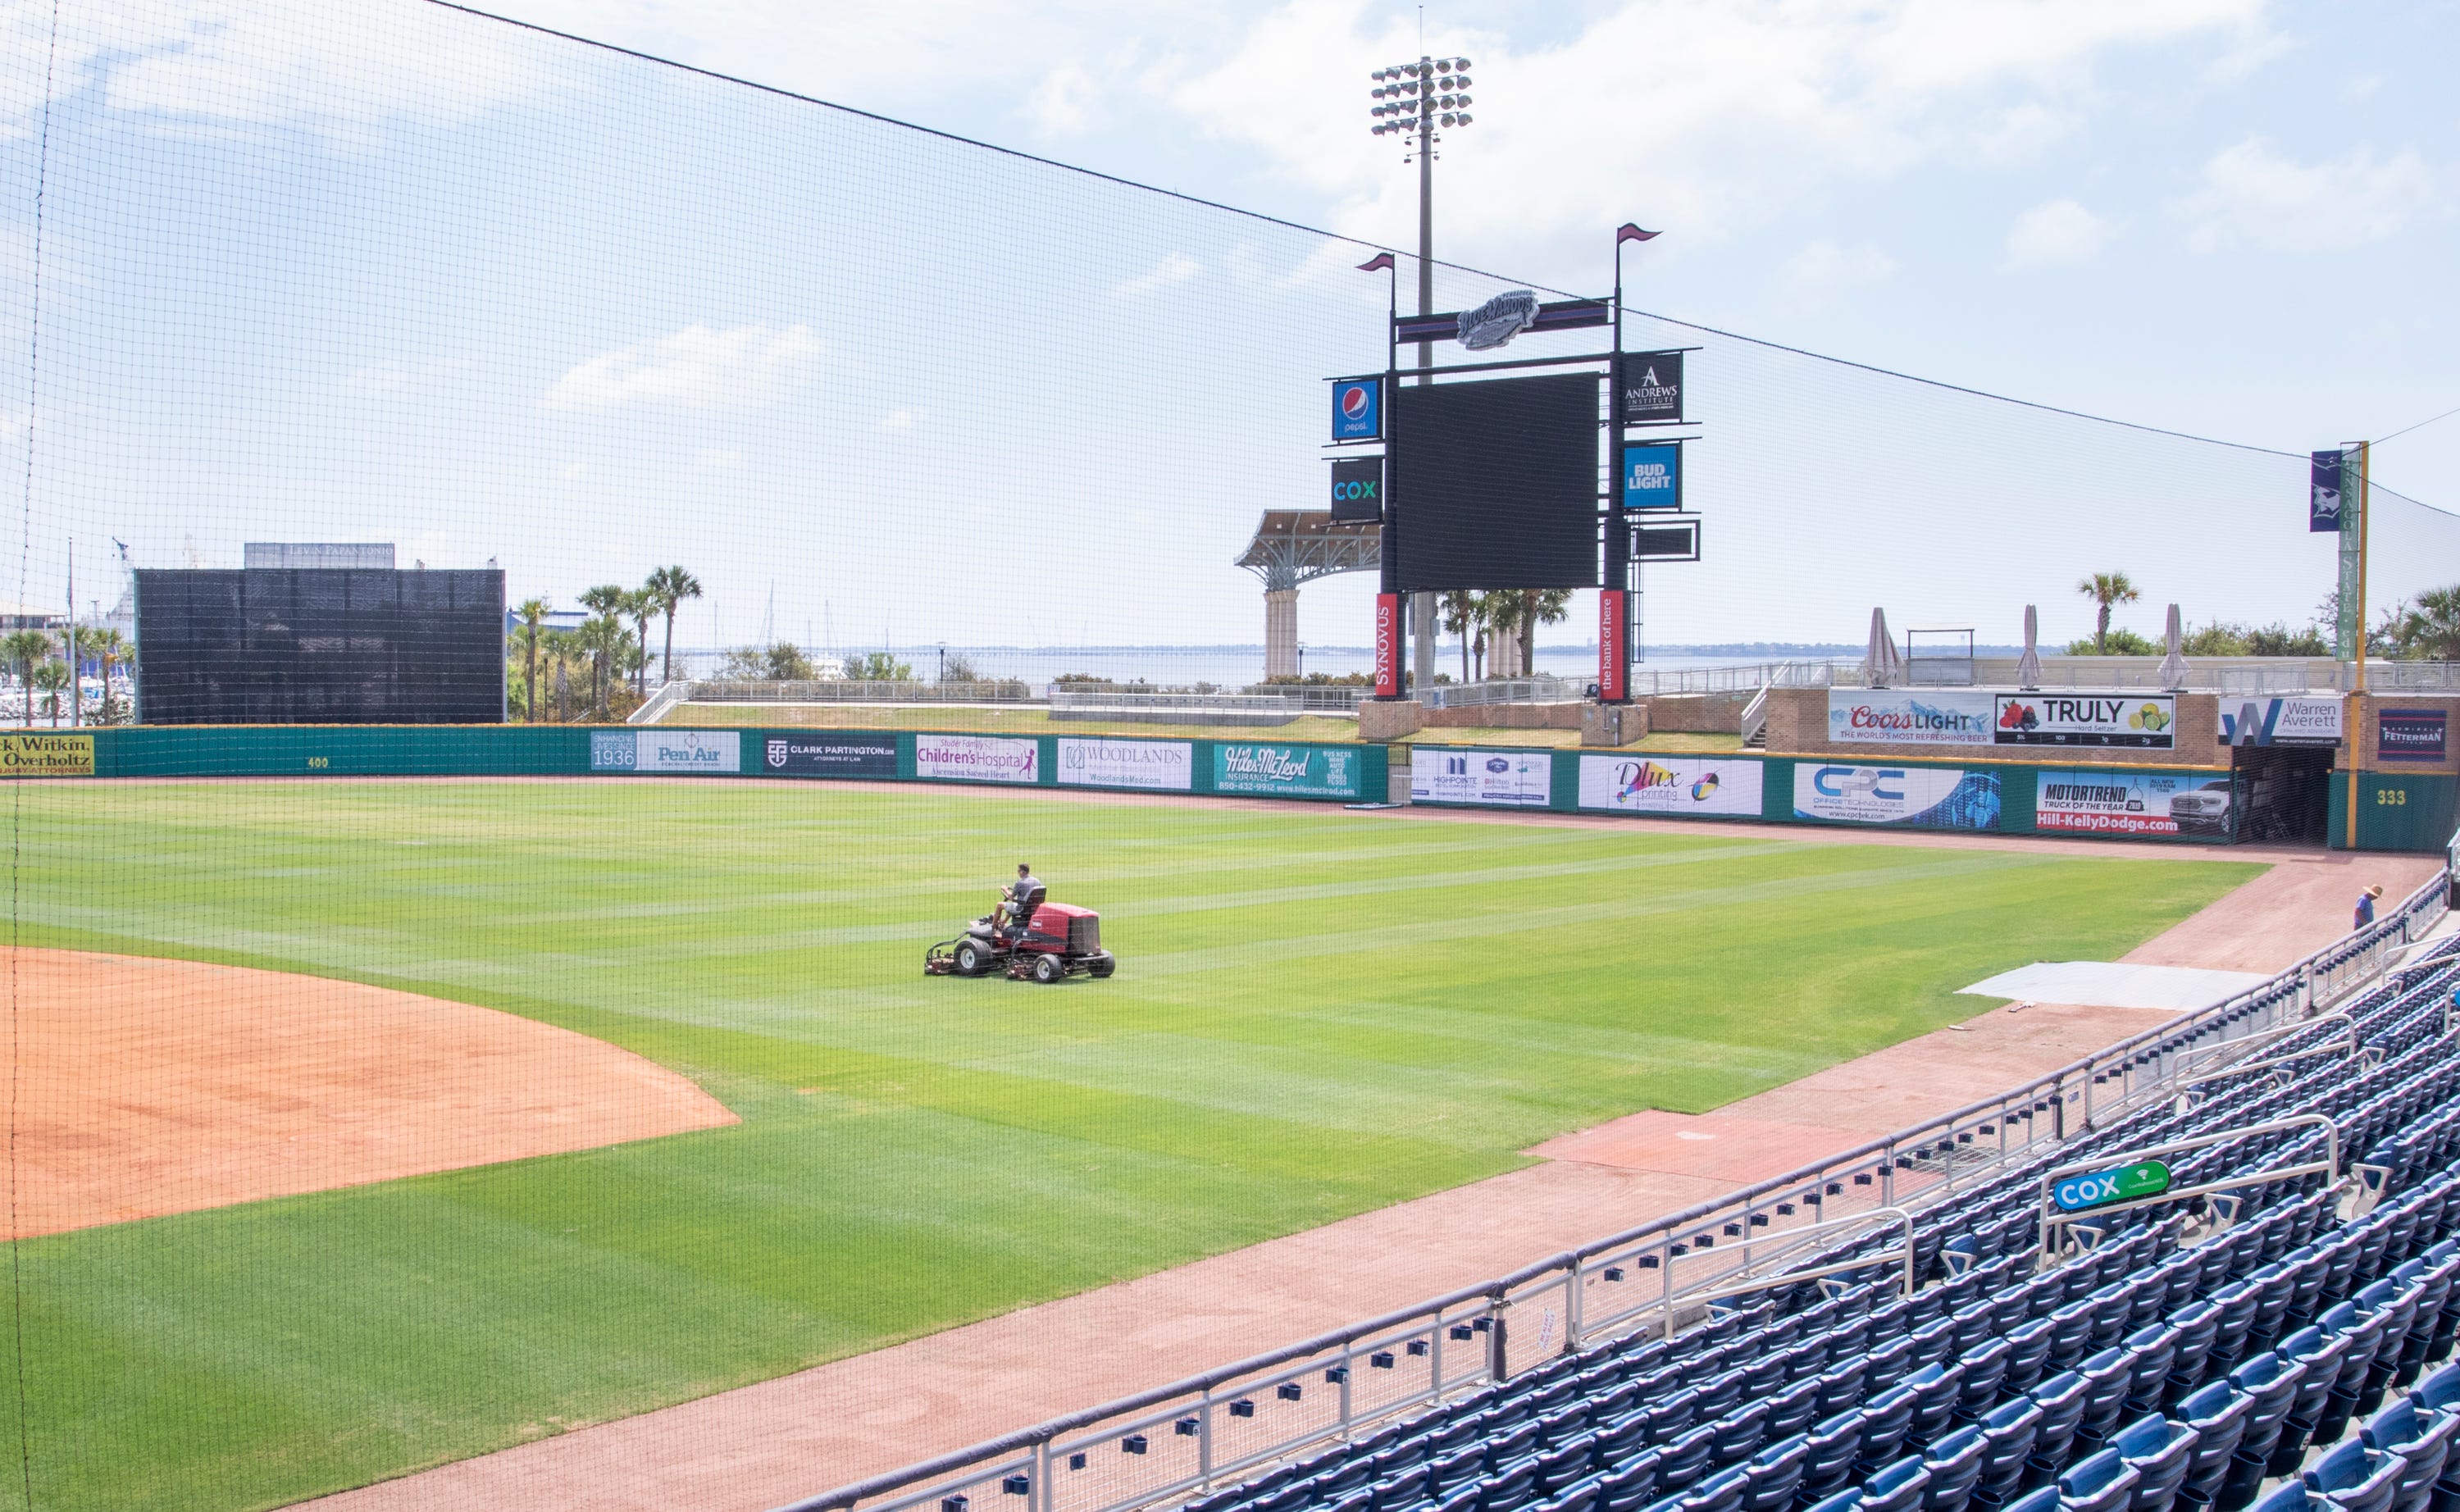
[303, 849, 2441, 1512]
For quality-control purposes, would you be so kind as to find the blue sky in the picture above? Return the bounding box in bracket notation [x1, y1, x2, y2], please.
[2, 0, 2453, 656]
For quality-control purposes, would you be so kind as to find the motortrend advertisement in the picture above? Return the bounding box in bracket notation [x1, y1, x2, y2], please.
[1411, 747, 1552, 807]
[1793, 764, 2002, 830]
[2035, 768, 2230, 837]
[1577, 754, 1762, 817]
[762, 734, 897, 776]
[1827, 690, 1995, 746]
[1213, 743, 1362, 799]
[1993, 694, 2175, 749]
[1057, 737, 1194, 791]
[913, 734, 1039, 783]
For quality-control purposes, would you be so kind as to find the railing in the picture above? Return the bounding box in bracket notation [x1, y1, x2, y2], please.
[1628, 661, 1860, 698]
[1055, 689, 1366, 714]
[1738, 682, 1771, 746]
[684, 680, 1039, 704]
[1419, 677, 1580, 710]
[629, 680, 697, 726]
[788, 840, 2460, 1512]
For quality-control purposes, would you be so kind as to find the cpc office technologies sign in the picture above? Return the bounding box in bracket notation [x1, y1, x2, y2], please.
[1331, 377, 1382, 442]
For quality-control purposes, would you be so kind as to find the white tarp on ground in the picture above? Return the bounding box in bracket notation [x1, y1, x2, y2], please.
[1959, 960, 2271, 1012]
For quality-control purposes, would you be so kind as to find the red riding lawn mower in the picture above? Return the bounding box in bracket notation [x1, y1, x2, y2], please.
[924, 883, 1116, 984]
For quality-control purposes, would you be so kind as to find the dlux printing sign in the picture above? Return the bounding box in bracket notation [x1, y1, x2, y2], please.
[2218, 697, 2343, 748]
[1793, 765, 2002, 831]
[1059, 737, 1193, 792]
[1577, 754, 1761, 817]
[2036, 769, 2232, 838]
[914, 734, 1039, 783]
[1828, 690, 1995, 746]
[1411, 747, 1551, 808]
[763, 734, 897, 776]
[1993, 694, 2175, 749]
[1213, 743, 1360, 799]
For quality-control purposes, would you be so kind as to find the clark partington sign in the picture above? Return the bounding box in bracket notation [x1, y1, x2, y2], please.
[1993, 694, 2175, 749]
[1058, 738, 1192, 791]
[1828, 690, 1995, 746]
[914, 734, 1038, 783]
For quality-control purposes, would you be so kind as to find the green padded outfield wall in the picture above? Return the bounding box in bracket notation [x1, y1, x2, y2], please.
[2329, 771, 2460, 852]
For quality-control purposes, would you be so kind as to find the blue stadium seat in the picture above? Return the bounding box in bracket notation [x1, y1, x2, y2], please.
[1770, 1378, 1827, 1443]
[1676, 1463, 1750, 1512]
[1971, 1397, 2043, 1508]
[2057, 1449, 2141, 1512]
[2123, 1327, 2184, 1417]
[2357, 1396, 2457, 1512]
[2276, 1327, 2355, 1472]
[2003, 1319, 2057, 1400]
[2246, 1478, 2316, 1512]
[1483, 1455, 1546, 1512]
[2029, 1371, 2091, 1488]
[2165, 1302, 2225, 1409]
[1709, 1402, 1770, 1469]
[2303, 1441, 2403, 1512]
[1905, 1365, 1968, 1451]
[1962, 1338, 2016, 1419]
[1597, 1452, 1665, 1512]
[1373, 1464, 1433, 1511]
[1738, 1434, 1806, 1512]
[1798, 1490, 1861, 1512]
[2168, 1382, 2248, 1512]
[1657, 1425, 1719, 1496]
[2076, 1349, 2139, 1455]
[2109, 1414, 2196, 1512]
[1924, 1425, 1989, 1512]
[1537, 1473, 1603, 1512]
[1858, 1456, 1933, 1512]
[1996, 1489, 2058, 1512]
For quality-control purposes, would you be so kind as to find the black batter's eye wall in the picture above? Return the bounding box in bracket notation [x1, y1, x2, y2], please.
[134, 568, 507, 725]
[1389, 372, 1602, 592]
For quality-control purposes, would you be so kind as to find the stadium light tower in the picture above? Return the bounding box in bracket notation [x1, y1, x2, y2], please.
[1368, 52, 1471, 692]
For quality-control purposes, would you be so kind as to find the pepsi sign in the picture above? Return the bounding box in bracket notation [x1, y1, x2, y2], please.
[1332, 377, 1383, 442]
[1329, 457, 1384, 524]
[2052, 1159, 2171, 1213]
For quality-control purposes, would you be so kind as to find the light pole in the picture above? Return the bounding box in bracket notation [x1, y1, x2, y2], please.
[1369, 53, 1472, 696]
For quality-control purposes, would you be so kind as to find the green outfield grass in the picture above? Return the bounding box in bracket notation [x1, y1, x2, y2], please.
[7, 782, 2257, 1511]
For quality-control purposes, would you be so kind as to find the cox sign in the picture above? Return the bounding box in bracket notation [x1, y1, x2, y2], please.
[2052, 1159, 2171, 1213]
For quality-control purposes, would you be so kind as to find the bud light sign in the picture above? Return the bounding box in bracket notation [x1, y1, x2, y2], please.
[2052, 1159, 2171, 1213]
[1622, 441, 1681, 510]
[1332, 377, 1382, 442]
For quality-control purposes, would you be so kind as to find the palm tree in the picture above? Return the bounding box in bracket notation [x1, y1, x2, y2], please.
[79, 626, 125, 722]
[1439, 591, 1479, 685]
[2, 629, 52, 726]
[577, 613, 629, 716]
[2397, 585, 2460, 662]
[623, 587, 655, 698]
[30, 660, 66, 726]
[2076, 572, 2141, 655]
[516, 598, 549, 722]
[645, 565, 702, 685]
[543, 629, 581, 721]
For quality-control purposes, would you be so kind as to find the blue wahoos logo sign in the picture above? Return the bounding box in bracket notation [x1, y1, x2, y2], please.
[1623, 442, 1681, 509]
[2052, 1159, 2171, 1212]
[1331, 378, 1382, 442]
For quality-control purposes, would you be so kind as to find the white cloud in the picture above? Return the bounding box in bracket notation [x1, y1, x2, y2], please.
[1779, 240, 1897, 309]
[546, 323, 821, 410]
[1028, 61, 1097, 136]
[2006, 198, 2114, 266]
[2177, 139, 2444, 253]
[1109, 252, 1200, 300]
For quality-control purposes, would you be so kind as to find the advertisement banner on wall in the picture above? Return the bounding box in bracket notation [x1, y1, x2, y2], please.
[1828, 690, 1996, 746]
[1993, 694, 2175, 749]
[2036, 769, 2231, 837]
[2378, 708, 2449, 763]
[2218, 697, 2343, 747]
[1213, 743, 1364, 799]
[0, 733, 93, 776]
[591, 729, 740, 773]
[1058, 737, 1194, 791]
[1578, 754, 1762, 817]
[1793, 764, 2002, 830]
[914, 734, 1039, 783]
[762, 734, 898, 776]
[1374, 594, 1401, 699]
[1411, 747, 1553, 807]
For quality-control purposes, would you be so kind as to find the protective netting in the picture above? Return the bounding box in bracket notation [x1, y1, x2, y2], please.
[0, 6, 2451, 1512]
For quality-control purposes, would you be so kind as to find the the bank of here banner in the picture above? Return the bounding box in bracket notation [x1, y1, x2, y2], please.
[1575, 754, 1762, 816]
[1411, 748, 1552, 807]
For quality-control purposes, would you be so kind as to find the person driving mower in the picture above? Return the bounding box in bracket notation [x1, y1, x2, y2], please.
[998, 863, 1045, 938]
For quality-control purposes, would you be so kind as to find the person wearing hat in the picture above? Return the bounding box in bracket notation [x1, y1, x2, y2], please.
[2356, 883, 2384, 930]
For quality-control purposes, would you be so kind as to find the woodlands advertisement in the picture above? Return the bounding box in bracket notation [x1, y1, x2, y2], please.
[1058, 738, 1194, 791]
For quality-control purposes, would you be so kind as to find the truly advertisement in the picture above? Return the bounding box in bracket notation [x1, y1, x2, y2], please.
[1828, 690, 1995, 746]
[1578, 754, 1762, 817]
[1058, 737, 1193, 791]
[762, 733, 897, 776]
[1213, 743, 1363, 799]
[1993, 694, 2175, 749]
[590, 729, 740, 773]
[1793, 765, 2002, 830]
[0, 733, 93, 776]
[913, 734, 1039, 783]
[1411, 748, 1552, 808]
[2036, 769, 2232, 838]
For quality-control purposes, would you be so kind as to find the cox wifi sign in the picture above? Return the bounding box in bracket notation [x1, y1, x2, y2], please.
[1328, 457, 1383, 524]
[1331, 377, 1382, 442]
[2052, 1159, 2172, 1213]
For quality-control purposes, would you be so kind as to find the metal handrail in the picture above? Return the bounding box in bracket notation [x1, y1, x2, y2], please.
[2034, 1114, 2340, 1262]
[787, 836, 2459, 1512]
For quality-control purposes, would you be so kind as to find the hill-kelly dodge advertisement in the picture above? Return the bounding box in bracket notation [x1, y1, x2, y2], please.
[1578, 754, 1763, 816]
